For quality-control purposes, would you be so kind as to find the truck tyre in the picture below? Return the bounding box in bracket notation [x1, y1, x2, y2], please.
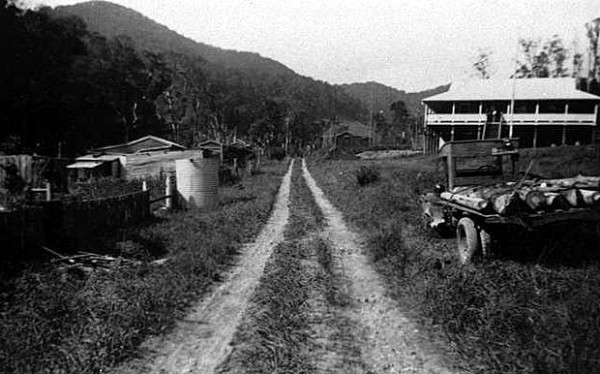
[457, 217, 480, 264]
[479, 228, 493, 258]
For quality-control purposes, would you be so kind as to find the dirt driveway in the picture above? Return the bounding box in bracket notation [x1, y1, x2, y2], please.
[115, 158, 459, 374]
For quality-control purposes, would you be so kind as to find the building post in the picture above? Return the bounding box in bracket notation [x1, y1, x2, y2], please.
[478, 102, 483, 139]
[562, 103, 569, 145]
[508, 102, 514, 139]
[594, 104, 599, 144]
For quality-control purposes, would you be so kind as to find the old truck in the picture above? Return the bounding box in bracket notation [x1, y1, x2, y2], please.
[421, 139, 600, 264]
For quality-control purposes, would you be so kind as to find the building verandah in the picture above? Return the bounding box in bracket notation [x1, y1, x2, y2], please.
[421, 79, 600, 152]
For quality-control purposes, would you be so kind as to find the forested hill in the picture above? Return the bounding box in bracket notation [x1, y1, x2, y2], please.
[52, 0, 367, 122]
[53, 1, 294, 77]
[46, 1, 368, 153]
[341, 81, 450, 120]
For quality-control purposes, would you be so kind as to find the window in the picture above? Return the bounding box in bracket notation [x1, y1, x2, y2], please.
[455, 156, 500, 177]
[538, 100, 565, 113]
[455, 102, 480, 114]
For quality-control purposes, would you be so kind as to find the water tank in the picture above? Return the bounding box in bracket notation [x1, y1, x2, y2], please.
[175, 157, 219, 209]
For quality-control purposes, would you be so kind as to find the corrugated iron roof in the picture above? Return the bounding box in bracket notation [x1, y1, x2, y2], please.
[423, 78, 600, 102]
[75, 154, 121, 162]
[66, 161, 104, 169]
[92, 135, 186, 154]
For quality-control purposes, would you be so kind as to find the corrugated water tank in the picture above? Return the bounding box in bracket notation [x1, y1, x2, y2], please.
[175, 157, 219, 209]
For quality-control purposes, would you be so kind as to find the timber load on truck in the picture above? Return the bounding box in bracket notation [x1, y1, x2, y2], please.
[420, 139, 600, 264]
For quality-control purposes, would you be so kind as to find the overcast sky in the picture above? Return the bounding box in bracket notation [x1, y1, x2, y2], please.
[25, 0, 600, 92]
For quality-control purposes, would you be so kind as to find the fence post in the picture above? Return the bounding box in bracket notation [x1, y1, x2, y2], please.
[45, 182, 51, 201]
[165, 175, 172, 209]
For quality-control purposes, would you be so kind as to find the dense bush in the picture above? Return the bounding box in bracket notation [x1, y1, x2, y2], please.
[355, 165, 380, 186]
[218, 165, 241, 186]
[268, 147, 286, 161]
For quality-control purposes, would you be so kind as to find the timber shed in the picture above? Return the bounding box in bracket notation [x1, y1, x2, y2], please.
[69, 135, 199, 181]
[322, 121, 373, 151]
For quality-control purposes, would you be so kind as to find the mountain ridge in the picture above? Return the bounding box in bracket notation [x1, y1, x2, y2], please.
[52, 1, 448, 124]
[53, 1, 296, 78]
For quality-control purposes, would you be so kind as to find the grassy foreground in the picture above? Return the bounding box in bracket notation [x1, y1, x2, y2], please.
[308, 146, 600, 374]
[0, 160, 289, 374]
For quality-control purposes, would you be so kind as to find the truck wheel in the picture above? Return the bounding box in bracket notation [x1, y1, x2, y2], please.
[479, 228, 493, 258]
[457, 217, 480, 264]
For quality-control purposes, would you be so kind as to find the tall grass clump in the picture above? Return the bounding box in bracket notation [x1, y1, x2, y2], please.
[0, 160, 289, 374]
[355, 165, 380, 186]
[308, 150, 600, 374]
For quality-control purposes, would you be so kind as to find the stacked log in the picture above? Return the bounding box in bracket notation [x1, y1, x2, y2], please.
[441, 175, 600, 215]
[580, 190, 600, 208]
[562, 189, 584, 207]
[490, 192, 521, 215]
[544, 192, 570, 210]
[516, 188, 546, 211]
[440, 191, 490, 211]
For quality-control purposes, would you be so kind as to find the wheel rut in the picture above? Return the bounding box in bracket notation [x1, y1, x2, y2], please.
[302, 158, 462, 374]
[113, 160, 294, 374]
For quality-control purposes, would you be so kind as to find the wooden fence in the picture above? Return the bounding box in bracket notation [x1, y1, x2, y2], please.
[0, 206, 45, 252]
[0, 155, 70, 188]
[60, 190, 150, 249]
[1, 190, 150, 254]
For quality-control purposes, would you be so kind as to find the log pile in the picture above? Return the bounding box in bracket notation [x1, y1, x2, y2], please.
[442, 174, 600, 215]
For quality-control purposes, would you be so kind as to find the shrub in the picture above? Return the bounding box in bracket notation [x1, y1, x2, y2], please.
[268, 147, 286, 161]
[355, 165, 380, 186]
[218, 165, 241, 186]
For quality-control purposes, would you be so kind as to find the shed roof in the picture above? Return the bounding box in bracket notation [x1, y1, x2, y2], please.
[75, 154, 121, 162]
[92, 135, 185, 154]
[67, 161, 104, 169]
[422, 78, 600, 102]
[330, 121, 372, 139]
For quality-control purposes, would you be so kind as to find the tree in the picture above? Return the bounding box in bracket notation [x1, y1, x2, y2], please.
[387, 100, 413, 145]
[514, 36, 569, 78]
[586, 18, 600, 82]
[473, 48, 493, 79]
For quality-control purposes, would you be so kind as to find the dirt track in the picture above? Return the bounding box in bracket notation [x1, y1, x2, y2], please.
[115, 158, 459, 374]
[114, 160, 293, 374]
[302, 159, 459, 374]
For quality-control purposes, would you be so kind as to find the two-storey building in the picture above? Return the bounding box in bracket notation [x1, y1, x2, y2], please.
[422, 78, 600, 152]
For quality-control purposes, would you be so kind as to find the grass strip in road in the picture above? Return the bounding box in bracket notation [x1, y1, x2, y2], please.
[221, 159, 325, 374]
[308, 152, 600, 374]
[0, 160, 289, 374]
